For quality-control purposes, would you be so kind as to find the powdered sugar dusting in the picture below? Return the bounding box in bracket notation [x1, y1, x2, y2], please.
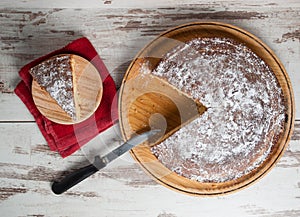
[30, 55, 76, 119]
[149, 37, 286, 182]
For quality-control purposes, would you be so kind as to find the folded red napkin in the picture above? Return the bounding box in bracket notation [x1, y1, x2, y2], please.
[14, 37, 118, 157]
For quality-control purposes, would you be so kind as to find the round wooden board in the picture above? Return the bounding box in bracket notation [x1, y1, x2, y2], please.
[32, 54, 103, 125]
[118, 22, 295, 196]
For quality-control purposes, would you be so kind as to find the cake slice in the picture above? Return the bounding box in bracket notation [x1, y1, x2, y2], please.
[30, 54, 77, 120]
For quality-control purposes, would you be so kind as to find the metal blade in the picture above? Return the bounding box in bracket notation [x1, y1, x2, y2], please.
[99, 129, 160, 166]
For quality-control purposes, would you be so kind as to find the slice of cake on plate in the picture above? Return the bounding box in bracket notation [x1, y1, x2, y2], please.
[30, 54, 102, 124]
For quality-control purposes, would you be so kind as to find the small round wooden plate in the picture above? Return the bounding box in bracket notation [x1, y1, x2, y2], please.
[32, 54, 103, 125]
[118, 22, 295, 196]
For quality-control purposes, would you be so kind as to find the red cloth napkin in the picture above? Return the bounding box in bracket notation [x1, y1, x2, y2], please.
[14, 37, 118, 157]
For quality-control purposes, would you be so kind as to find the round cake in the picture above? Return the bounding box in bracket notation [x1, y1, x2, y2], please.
[148, 37, 286, 182]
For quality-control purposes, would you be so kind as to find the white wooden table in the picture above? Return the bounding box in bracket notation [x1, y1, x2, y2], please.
[0, 1, 299, 216]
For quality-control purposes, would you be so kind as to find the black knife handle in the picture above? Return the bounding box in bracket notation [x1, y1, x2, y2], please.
[51, 157, 106, 195]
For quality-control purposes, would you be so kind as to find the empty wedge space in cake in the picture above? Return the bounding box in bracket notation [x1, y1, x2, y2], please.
[123, 71, 207, 145]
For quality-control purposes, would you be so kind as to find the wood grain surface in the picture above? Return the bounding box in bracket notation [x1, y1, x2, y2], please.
[0, 0, 299, 216]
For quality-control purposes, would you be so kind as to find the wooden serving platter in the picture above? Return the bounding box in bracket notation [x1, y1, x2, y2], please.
[118, 22, 295, 196]
[32, 54, 103, 125]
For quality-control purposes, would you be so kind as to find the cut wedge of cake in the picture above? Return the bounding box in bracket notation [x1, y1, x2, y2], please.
[30, 54, 77, 120]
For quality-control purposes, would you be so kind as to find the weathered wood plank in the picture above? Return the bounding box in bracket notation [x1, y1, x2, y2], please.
[0, 1, 299, 216]
[0, 6, 299, 121]
[0, 122, 299, 217]
[0, 0, 300, 9]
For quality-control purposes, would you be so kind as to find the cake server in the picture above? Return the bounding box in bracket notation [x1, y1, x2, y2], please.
[51, 129, 160, 194]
